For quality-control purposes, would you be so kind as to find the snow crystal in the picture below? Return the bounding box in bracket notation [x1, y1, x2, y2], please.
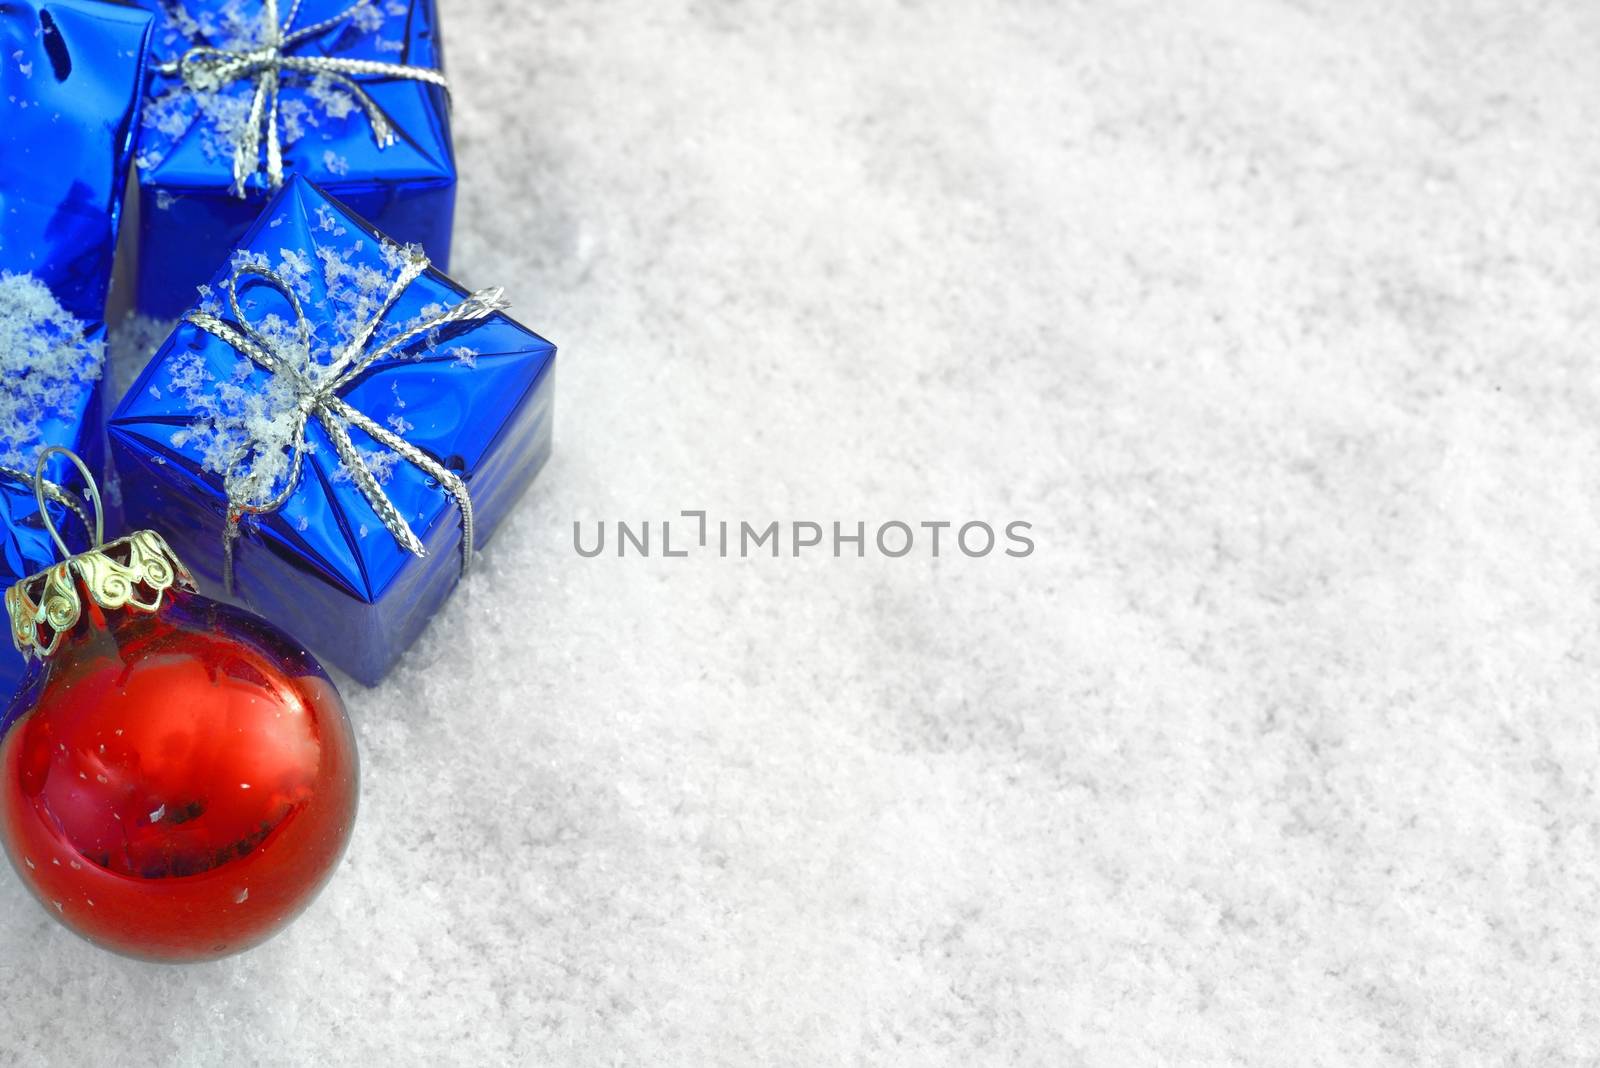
[276, 248, 316, 301]
[315, 205, 348, 237]
[322, 150, 350, 176]
[351, 2, 386, 34]
[229, 248, 271, 274]
[318, 240, 410, 344]
[194, 282, 224, 318]
[0, 273, 104, 466]
[278, 97, 312, 145]
[141, 83, 254, 168]
[330, 446, 401, 486]
[306, 74, 358, 122]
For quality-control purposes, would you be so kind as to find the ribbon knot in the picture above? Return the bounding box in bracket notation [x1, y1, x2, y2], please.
[184, 247, 509, 593]
[156, 0, 449, 196]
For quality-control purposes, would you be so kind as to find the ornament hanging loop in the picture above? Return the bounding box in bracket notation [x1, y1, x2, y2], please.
[33, 446, 103, 560]
[8, 452, 195, 661]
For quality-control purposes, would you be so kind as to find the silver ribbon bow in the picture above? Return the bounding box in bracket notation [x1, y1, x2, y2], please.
[156, 0, 449, 196]
[184, 246, 508, 592]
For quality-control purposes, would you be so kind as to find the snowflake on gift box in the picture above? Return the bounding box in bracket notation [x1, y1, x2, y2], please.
[168, 241, 470, 503]
[166, 348, 303, 508]
[0, 273, 105, 467]
[137, 0, 402, 175]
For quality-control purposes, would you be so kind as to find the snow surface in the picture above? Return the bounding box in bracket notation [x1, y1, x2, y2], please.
[11, 0, 1600, 1064]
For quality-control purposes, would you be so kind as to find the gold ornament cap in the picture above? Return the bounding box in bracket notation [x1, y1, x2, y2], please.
[4, 447, 197, 661]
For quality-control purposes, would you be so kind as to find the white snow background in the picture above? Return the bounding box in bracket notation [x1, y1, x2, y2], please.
[5, 0, 1600, 1063]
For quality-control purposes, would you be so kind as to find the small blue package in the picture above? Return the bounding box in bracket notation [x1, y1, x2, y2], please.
[131, 0, 455, 318]
[0, 0, 153, 700]
[109, 176, 556, 684]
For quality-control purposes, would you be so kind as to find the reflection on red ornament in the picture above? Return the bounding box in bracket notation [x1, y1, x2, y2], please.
[0, 448, 357, 962]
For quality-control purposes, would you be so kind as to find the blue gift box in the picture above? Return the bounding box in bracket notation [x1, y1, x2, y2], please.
[109, 176, 556, 684]
[131, 0, 455, 318]
[1, 0, 152, 322]
[0, 0, 152, 704]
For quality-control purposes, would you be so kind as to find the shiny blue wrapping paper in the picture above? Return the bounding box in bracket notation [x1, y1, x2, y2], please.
[109, 177, 556, 684]
[0, 0, 152, 707]
[131, 0, 455, 318]
[1, 0, 151, 321]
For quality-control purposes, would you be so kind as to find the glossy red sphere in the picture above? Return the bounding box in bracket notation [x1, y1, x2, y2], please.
[0, 588, 357, 962]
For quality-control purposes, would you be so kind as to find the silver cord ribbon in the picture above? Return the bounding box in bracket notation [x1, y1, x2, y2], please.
[183, 246, 508, 592]
[0, 463, 94, 544]
[155, 0, 450, 196]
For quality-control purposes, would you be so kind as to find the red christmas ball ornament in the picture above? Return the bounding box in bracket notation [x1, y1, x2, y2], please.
[0, 449, 357, 962]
